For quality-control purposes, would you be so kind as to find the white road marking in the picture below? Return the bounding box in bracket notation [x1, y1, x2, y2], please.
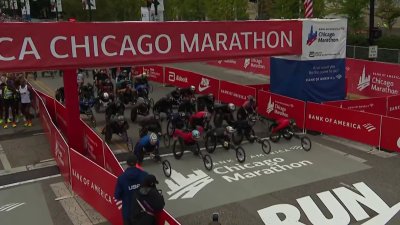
[0, 174, 61, 190]
[0, 202, 25, 212]
[0, 144, 12, 170]
[5, 202, 25, 212]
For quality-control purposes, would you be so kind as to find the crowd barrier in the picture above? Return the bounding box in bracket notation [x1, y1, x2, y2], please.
[346, 58, 400, 98]
[30, 86, 180, 225]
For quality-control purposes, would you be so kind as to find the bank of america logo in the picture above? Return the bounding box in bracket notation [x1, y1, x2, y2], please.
[363, 123, 376, 132]
[267, 97, 274, 114]
[307, 25, 318, 46]
[357, 66, 371, 91]
[0, 203, 25, 212]
[114, 198, 122, 210]
[165, 169, 213, 200]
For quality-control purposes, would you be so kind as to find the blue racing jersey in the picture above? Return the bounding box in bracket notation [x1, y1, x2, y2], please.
[134, 134, 159, 154]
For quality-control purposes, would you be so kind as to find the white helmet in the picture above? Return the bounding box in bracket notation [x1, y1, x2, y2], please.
[137, 97, 145, 104]
[226, 126, 235, 133]
[190, 85, 195, 92]
[149, 132, 158, 145]
[228, 103, 235, 111]
[192, 130, 200, 139]
[103, 92, 109, 100]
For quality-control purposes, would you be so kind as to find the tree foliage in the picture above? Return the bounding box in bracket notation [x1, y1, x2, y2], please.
[376, 0, 400, 31]
[326, 0, 369, 32]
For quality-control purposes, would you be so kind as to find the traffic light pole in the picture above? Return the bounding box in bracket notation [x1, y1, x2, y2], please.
[369, 0, 375, 45]
[55, 0, 59, 21]
[88, 0, 92, 21]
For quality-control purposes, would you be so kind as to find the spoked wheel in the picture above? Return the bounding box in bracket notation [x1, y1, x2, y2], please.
[261, 139, 272, 155]
[126, 137, 134, 152]
[301, 136, 312, 151]
[162, 160, 172, 177]
[235, 146, 246, 163]
[163, 134, 171, 148]
[205, 135, 217, 153]
[202, 154, 213, 171]
[131, 109, 138, 122]
[90, 115, 97, 128]
[149, 98, 155, 108]
[166, 120, 175, 137]
[105, 127, 112, 143]
[172, 138, 184, 159]
[94, 102, 101, 113]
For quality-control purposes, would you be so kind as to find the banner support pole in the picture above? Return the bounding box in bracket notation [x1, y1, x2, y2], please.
[63, 69, 85, 154]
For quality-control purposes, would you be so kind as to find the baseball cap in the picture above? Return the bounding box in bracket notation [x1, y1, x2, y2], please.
[126, 154, 137, 167]
[143, 174, 159, 187]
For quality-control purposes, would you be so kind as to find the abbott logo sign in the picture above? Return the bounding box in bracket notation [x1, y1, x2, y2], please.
[258, 182, 400, 225]
[168, 71, 176, 82]
[168, 71, 188, 83]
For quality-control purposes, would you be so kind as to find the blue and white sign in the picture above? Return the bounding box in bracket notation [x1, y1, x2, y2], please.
[270, 19, 347, 103]
[271, 58, 346, 102]
[302, 19, 347, 61]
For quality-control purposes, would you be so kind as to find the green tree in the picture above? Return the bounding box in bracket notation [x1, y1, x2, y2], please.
[205, 0, 249, 20]
[62, 0, 141, 21]
[327, 0, 369, 32]
[376, 0, 400, 32]
[269, 0, 300, 19]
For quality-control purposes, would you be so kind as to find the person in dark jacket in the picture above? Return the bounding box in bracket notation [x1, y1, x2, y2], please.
[114, 154, 148, 225]
[130, 174, 165, 225]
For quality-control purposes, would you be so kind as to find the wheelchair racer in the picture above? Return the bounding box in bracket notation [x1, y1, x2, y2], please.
[134, 132, 160, 164]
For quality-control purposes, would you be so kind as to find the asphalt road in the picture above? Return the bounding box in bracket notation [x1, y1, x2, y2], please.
[1, 62, 400, 225]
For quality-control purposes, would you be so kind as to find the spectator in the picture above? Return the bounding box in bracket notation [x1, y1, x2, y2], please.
[114, 154, 148, 225]
[18, 79, 32, 127]
[0, 75, 5, 125]
[3, 79, 17, 128]
[130, 174, 165, 225]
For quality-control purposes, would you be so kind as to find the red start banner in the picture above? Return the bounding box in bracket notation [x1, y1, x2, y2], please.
[53, 128, 71, 184]
[207, 57, 270, 75]
[306, 102, 381, 146]
[324, 97, 387, 116]
[70, 148, 122, 225]
[346, 58, 400, 97]
[387, 95, 400, 119]
[164, 67, 220, 96]
[257, 90, 306, 129]
[81, 120, 105, 168]
[55, 101, 68, 136]
[380, 116, 400, 152]
[0, 21, 301, 71]
[103, 143, 124, 177]
[219, 81, 256, 106]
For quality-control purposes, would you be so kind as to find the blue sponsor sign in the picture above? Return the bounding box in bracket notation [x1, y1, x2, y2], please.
[270, 57, 346, 103]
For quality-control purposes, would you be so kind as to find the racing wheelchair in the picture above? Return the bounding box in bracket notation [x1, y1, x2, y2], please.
[269, 118, 312, 151]
[204, 126, 246, 163]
